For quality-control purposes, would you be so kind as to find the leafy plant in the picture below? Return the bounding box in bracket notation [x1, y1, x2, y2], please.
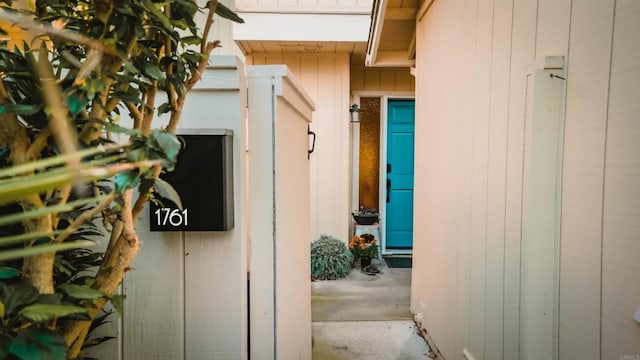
[311, 235, 353, 280]
[0, 269, 87, 360]
[348, 233, 378, 259]
[0, 0, 243, 358]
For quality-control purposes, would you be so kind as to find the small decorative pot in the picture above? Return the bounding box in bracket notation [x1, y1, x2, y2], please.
[352, 214, 378, 225]
[360, 257, 372, 268]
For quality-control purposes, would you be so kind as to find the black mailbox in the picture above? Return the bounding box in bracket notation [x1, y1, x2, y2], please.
[150, 129, 234, 231]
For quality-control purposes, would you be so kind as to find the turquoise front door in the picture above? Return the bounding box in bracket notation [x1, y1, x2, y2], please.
[385, 99, 415, 249]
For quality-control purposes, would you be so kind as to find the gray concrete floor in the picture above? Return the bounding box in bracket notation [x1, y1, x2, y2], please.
[312, 264, 432, 359]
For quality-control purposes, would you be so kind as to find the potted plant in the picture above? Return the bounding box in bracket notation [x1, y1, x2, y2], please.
[352, 207, 379, 225]
[348, 233, 378, 268]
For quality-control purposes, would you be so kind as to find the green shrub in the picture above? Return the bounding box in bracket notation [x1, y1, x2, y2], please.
[311, 235, 353, 280]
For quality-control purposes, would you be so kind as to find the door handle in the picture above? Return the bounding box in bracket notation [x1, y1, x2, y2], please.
[307, 125, 316, 160]
[386, 179, 391, 203]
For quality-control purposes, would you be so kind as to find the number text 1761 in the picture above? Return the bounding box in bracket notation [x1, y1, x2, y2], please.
[154, 208, 188, 227]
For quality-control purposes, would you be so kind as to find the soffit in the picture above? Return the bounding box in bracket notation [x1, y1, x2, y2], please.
[366, 0, 426, 67]
[233, 12, 370, 56]
[236, 40, 367, 55]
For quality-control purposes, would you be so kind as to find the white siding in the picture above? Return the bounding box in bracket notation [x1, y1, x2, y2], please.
[248, 53, 351, 242]
[350, 66, 415, 92]
[601, 1, 640, 358]
[246, 66, 314, 359]
[86, 57, 250, 360]
[560, 1, 614, 358]
[412, 0, 640, 359]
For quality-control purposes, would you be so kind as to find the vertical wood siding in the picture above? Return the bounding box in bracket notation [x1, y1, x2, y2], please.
[412, 0, 640, 359]
[560, 1, 614, 358]
[600, 1, 640, 357]
[248, 53, 351, 241]
[87, 59, 249, 360]
[350, 66, 415, 92]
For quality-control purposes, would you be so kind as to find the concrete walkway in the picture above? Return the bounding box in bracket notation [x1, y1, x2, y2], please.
[311, 265, 433, 359]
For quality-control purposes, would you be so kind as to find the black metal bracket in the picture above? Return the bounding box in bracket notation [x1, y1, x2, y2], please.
[307, 125, 316, 160]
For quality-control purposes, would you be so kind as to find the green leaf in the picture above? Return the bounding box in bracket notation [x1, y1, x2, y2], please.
[37, 293, 63, 305]
[0, 196, 107, 227]
[0, 145, 124, 181]
[151, 130, 181, 162]
[0, 241, 96, 262]
[114, 170, 140, 193]
[19, 304, 88, 322]
[0, 301, 5, 319]
[109, 294, 126, 315]
[0, 103, 42, 116]
[0, 283, 39, 316]
[157, 102, 172, 115]
[180, 35, 202, 45]
[215, 3, 245, 23]
[58, 284, 106, 300]
[9, 328, 67, 360]
[142, 0, 172, 29]
[65, 91, 89, 116]
[153, 177, 182, 210]
[82, 336, 117, 348]
[123, 60, 139, 74]
[0, 266, 20, 279]
[112, 90, 142, 104]
[143, 62, 165, 81]
[0, 231, 62, 248]
[0, 333, 11, 359]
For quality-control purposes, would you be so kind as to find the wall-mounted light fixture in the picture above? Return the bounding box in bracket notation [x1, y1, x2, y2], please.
[349, 103, 360, 123]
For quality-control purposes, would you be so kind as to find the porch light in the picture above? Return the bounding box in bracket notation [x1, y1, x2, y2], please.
[349, 103, 360, 123]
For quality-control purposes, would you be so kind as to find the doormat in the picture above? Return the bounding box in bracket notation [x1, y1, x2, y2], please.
[384, 256, 412, 268]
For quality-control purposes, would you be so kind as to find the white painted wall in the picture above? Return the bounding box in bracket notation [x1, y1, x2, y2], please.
[87, 56, 249, 360]
[411, 1, 640, 359]
[247, 53, 351, 242]
[246, 65, 314, 360]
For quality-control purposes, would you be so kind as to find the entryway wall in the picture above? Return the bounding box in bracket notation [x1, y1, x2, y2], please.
[246, 53, 351, 242]
[411, 1, 640, 359]
[88, 57, 315, 360]
[350, 61, 415, 251]
[350, 94, 415, 254]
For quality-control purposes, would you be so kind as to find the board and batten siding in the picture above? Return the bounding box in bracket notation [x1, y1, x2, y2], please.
[87, 56, 249, 360]
[350, 65, 415, 93]
[247, 53, 351, 242]
[412, 1, 640, 360]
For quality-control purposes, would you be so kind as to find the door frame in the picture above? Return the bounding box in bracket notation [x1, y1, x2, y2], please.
[350, 92, 415, 256]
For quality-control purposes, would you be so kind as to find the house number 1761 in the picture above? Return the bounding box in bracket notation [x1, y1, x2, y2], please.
[154, 208, 188, 227]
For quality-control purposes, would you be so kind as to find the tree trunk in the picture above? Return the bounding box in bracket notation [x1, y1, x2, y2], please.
[20, 195, 55, 294]
[22, 253, 55, 294]
[62, 189, 140, 358]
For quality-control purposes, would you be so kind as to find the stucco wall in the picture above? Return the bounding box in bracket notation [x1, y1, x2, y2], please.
[412, 1, 640, 359]
[247, 53, 351, 242]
